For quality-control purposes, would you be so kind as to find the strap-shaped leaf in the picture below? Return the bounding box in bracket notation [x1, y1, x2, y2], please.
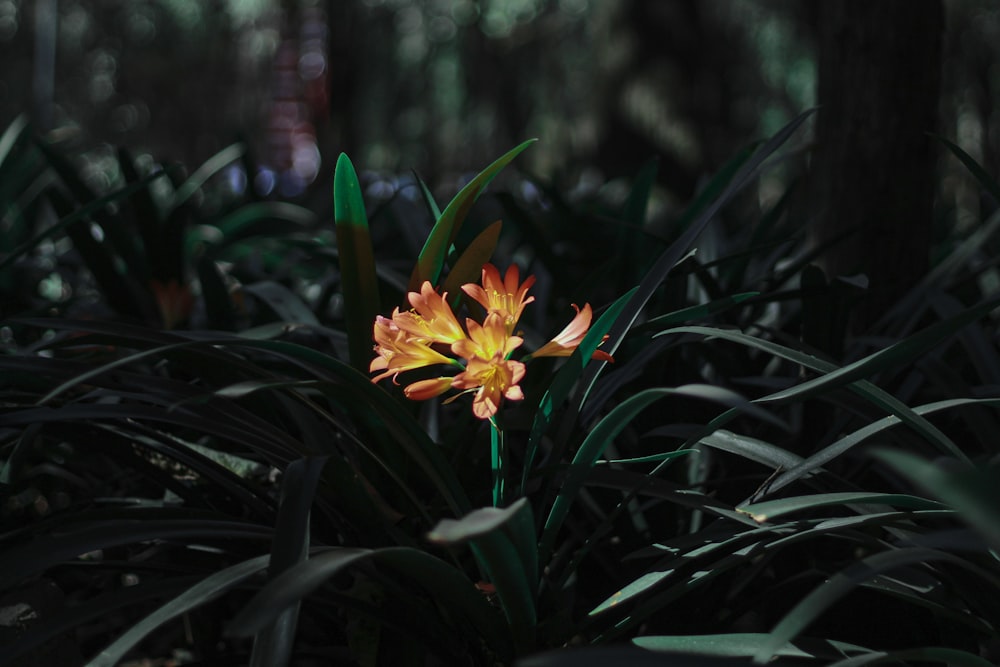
[334, 152, 381, 371]
[250, 456, 328, 667]
[409, 139, 535, 291]
[441, 220, 503, 304]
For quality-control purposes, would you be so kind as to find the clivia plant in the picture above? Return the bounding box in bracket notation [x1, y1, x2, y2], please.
[4, 109, 1000, 666]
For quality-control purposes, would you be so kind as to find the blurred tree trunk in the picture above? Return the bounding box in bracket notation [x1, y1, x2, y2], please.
[811, 0, 943, 332]
[327, 0, 360, 159]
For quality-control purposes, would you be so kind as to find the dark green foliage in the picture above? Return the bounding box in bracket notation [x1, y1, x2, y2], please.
[2, 112, 1000, 667]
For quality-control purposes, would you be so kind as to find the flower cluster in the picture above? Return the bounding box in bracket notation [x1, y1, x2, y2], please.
[371, 263, 612, 419]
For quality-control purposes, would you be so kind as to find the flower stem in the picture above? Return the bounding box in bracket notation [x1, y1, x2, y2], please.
[490, 417, 505, 507]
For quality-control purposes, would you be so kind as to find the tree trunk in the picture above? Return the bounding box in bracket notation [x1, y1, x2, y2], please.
[811, 0, 943, 332]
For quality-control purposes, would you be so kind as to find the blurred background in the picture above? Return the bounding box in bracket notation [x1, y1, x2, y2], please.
[0, 0, 1000, 245]
[1, 0, 996, 208]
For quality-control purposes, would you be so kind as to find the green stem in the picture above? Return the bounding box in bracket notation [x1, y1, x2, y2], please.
[490, 418, 505, 506]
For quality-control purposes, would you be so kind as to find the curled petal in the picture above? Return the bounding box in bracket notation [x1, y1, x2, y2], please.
[403, 377, 455, 400]
[533, 303, 613, 361]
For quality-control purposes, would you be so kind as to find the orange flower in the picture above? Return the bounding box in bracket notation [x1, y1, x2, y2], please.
[453, 355, 526, 420]
[532, 303, 613, 361]
[393, 281, 467, 345]
[370, 267, 609, 419]
[370, 315, 456, 383]
[452, 311, 523, 364]
[462, 263, 535, 335]
[450, 312, 526, 419]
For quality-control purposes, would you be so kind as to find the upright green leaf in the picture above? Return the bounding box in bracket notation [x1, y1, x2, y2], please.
[575, 109, 815, 401]
[409, 139, 536, 291]
[334, 152, 381, 372]
[441, 220, 503, 303]
[250, 456, 328, 667]
[521, 287, 636, 496]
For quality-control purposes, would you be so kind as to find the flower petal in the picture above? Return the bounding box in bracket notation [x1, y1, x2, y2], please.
[533, 303, 613, 361]
[403, 377, 455, 400]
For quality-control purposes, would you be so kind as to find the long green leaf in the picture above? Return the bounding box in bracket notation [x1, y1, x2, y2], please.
[873, 448, 1000, 552]
[767, 397, 1000, 496]
[829, 646, 996, 667]
[334, 152, 381, 371]
[0, 114, 28, 167]
[578, 109, 815, 395]
[0, 168, 170, 273]
[539, 385, 760, 565]
[753, 547, 995, 664]
[757, 293, 1000, 404]
[659, 325, 970, 462]
[409, 139, 536, 290]
[85, 555, 270, 667]
[737, 492, 945, 523]
[441, 220, 503, 303]
[429, 498, 537, 653]
[517, 645, 758, 666]
[933, 133, 1000, 204]
[227, 546, 513, 661]
[0, 518, 272, 593]
[250, 456, 328, 667]
[634, 633, 871, 661]
[521, 287, 637, 496]
[171, 143, 245, 208]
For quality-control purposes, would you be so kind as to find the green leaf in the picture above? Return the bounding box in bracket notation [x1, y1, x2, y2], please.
[334, 152, 381, 372]
[659, 325, 970, 463]
[428, 498, 536, 653]
[411, 169, 442, 221]
[767, 397, 1000, 496]
[621, 158, 660, 285]
[0, 113, 28, 167]
[737, 492, 946, 523]
[171, 143, 245, 208]
[517, 645, 758, 666]
[757, 293, 1000, 405]
[586, 109, 815, 378]
[227, 547, 513, 662]
[696, 430, 803, 471]
[427, 498, 532, 544]
[469, 530, 536, 654]
[196, 255, 237, 331]
[521, 287, 637, 495]
[633, 633, 868, 660]
[753, 547, 993, 664]
[539, 385, 757, 565]
[0, 167, 170, 274]
[242, 280, 321, 325]
[409, 139, 536, 291]
[932, 133, 1000, 204]
[872, 449, 1000, 552]
[441, 220, 503, 304]
[596, 450, 698, 465]
[250, 456, 328, 667]
[640, 292, 760, 331]
[85, 555, 271, 667]
[828, 646, 996, 667]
